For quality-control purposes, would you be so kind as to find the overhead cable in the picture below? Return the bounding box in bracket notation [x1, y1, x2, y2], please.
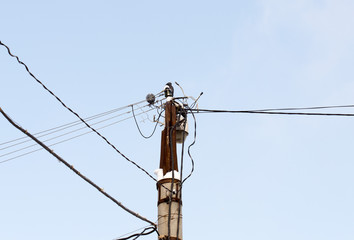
[176, 108, 187, 240]
[115, 226, 158, 240]
[182, 108, 196, 184]
[0, 110, 132, 152]
[167, 120, 179, 240]
[0, 40, 159, 182]
[0, 104, 152, 152]
[131, 105, 164, 139]
[0, 108, 155, 164]
[0, 101, 149, 147]
[251, 104, 354, 112]
[0, 107, 156, 226]
[190, 109, 354, 117]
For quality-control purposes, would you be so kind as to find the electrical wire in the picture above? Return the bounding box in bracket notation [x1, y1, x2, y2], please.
[0, 104, 153, 153]
[0, 107, 156, 226]
[176, 108, 187, 240]
[182, 108, 196, 184]
[167, 121, 178, 240]
[189, 92, 203, 110]
[0, 40, 160, 182]
[190, 109, 354, 117]
[115, 210, 184, 240]
[0, 108, 155, 164]
[131, 105, 164, 139]
[0, 109, 133, 154]
[0, 102, 150, 148]
[3, 101, 353, 149]
[115, 224, 153, 240]
[115, 227, 158, 240]
[250, 104, 354, 112]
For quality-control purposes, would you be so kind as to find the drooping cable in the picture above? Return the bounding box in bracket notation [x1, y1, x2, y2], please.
[115, 226, 158, 240]
[115, 214, 188, 240]
[182, 108, 196, 184]
[0, 40, 159, 182]
[115, 224, 152, 240]
[131, 105, 164, 139]
[0, 107, 156, 226]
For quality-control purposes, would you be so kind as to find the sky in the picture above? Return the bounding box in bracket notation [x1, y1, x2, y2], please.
[1, 0, 354, 239]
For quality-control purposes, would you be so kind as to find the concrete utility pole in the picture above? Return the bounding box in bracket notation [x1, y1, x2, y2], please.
[155, 83, 183, 240]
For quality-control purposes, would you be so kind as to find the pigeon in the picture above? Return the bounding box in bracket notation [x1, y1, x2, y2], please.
[164, 82, 174, 97]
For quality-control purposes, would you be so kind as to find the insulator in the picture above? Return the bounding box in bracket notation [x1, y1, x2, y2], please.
[176, 114, 188, 143]
[146, 93, 156, 105]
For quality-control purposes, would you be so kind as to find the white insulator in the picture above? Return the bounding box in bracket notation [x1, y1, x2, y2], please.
[176, 115, 188, 143]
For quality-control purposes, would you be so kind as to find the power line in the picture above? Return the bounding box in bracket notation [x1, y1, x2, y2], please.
[0, 101, 148, 147]
[0, 107, 156, 226]
[182, 108, 196, 184]
[0, 105, 153, 152]
[0, 40, 160, 182]
[176, 108, 187, 240]
[115, 211, 183, 240]
[190, 109, 354, 117]
[0, 110, 132, 154]
[115, 226, 158, 240]
[0, 108, 155, 164]
[167, 121, 179, 240]
[132, 105, 164, 139]
[250, 104, 354, 112]
[0, 110, 125, 151]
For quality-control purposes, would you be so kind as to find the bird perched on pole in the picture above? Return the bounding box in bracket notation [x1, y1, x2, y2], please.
[164, 82, 174, 98]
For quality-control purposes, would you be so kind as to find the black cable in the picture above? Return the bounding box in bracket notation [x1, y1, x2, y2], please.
[0, 41, 159, 182]
[131, 105, 164, 139]
[167, 120, 179, 240]
[0, 107, 156, 226]
[0, 108, 155, 164]
[4, 101, 351, 149]
[182, 108, 196, 184]
[250, 104, 354, 112]
[190, 109, 354, 117]
[190, 92, 203, 109]
[116, 227, 158, 240]
[176, 108, 187, 240]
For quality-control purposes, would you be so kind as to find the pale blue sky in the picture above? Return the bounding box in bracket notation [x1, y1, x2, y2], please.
[1, 1, 354, 239]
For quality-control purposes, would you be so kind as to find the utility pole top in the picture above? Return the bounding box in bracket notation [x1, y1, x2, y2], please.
[156, 83, 183, 240]
[159, 101, 178, 176]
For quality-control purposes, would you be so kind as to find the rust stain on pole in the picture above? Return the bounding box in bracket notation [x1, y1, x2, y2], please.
[159, 101, 178, 175]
